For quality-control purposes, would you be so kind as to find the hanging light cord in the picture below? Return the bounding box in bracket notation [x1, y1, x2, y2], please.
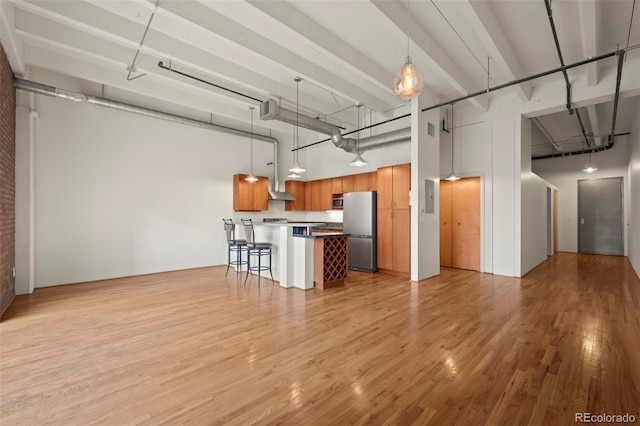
[451, 103, 455, 174]
[627, 0, 637, 50]
[250, 107, 254, 175]
[356, 106, 361, 155]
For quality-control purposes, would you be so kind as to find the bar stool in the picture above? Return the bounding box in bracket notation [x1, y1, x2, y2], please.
[241, 219, 274, 287]
[223, 219, 248, 278]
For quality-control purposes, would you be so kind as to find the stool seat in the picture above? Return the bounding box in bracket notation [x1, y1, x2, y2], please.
[223, 219, 248, 279]
[241, 219, 274, 287]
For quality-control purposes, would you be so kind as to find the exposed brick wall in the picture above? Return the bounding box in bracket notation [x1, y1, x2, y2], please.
[0, 42, 16, 316]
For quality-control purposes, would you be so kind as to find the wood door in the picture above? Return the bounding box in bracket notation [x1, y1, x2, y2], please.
[341, 175, 354, 193]
[234, 174, 254, 211]
[452, 177, 480, 271]
[392, 163, 411, 209]
[285, 181, 305, 211]
[353, 173, 368, 192]
[440, 179, 453, 267]
[377, 166, 393, 210]
[368, 171, 377, 191]
[253, 177, 269, 211]
[392, 209, 411, 273]
[377, 209, 393, 270]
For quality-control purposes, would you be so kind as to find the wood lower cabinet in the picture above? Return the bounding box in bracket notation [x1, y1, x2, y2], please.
[377, 209, 410, 276]
[440, 177, 481, 271]
[285, 180, 306, 211]
[233, 174, 269, 211]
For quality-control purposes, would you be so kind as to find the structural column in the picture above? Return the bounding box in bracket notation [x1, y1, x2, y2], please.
[410, 92, 440, 281]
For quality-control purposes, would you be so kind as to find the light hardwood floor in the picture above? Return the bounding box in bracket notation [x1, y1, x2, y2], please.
[1, 253, 639, 425]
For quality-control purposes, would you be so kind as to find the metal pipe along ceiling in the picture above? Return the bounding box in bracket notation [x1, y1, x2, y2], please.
[13, 78, 291, 195]
[260, 99, 411, 154]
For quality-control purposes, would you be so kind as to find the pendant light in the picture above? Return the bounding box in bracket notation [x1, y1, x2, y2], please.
[583, 141, 598, 173]
[393, 2, 423, 100]
[350, 104, 368, 167]
[445, 104, 460, 181]
[289, 77, 306, 174]
[245, 106, 259, 183]
[287, 124, 302, 178]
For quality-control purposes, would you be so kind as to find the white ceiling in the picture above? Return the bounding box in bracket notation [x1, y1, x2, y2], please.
[2, 0, 639, 154]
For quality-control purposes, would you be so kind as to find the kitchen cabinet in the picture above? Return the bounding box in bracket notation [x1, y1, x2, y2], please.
[353, 172, 377, 192]
[233, 174, 269, 211]
[378, 163, 410, 210]
[331, 175, 355, 195]
[440, 177, 480, 271]
[376, 163, 411, 277]
[305, 181, 313, 211]
[285, 180, 306, 211]
[321, 179, 333, 210]
[377, 209, 410, 275]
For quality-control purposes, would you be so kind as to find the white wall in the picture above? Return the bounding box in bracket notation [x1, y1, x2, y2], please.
[533, 136, 631, 255]
[29, 69, 282, 287]
[520, 117, 553, 276]
[628, 98, 640, 277]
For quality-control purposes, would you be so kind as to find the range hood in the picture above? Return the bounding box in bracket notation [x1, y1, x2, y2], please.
[267, 143, 296, 201]
[268, 189, 296, 201]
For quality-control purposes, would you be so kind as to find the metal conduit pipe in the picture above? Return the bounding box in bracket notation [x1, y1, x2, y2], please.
[543, 0, 591, 147]
[13, 78, 293, 198]
[532, 132, 629, 160]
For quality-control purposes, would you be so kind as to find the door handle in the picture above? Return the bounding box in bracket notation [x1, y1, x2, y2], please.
[580, 218, 585, 225]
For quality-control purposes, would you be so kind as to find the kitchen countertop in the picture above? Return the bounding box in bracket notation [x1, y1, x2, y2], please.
[254, 222, 326, 227]
[293, 232, 349, 239]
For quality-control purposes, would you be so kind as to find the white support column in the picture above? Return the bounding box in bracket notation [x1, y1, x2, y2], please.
[410, 92, 440, 282]
[15, 90, 37, 295]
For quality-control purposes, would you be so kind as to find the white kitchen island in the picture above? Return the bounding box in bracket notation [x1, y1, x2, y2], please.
[238, 222, 324, 290]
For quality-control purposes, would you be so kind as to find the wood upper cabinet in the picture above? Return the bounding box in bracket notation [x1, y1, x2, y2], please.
[342, 175, 354, 193]
[285, 180, 306, 211]
[331, 177, 343, 195]
[331, 175, 355, 195]
[233, 174, 269, 211]
[321, 179, 333, 210]
[353, 172, 377, 192]
[311, 180, 323, 211]
[305, 181, 313, 211]
[377, 164, 410, 210]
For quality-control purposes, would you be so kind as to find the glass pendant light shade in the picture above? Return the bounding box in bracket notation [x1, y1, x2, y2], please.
[393, 56, 424, 101]
[350, 154, 368, 167]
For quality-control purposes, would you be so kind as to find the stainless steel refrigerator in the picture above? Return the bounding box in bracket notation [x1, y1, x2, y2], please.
[343, 191, 377, 272]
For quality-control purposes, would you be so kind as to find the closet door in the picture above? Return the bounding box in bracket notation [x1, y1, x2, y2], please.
[440, 180, 453, 267]
[452, 177, 481, 271]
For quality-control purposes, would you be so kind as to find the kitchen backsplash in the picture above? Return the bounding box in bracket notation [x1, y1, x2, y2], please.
[232, 201, 344, 224]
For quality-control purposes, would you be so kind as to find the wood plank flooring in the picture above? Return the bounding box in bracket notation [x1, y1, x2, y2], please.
[1, 252, 639, 425]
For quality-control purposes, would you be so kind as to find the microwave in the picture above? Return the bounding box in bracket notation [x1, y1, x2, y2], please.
[332, 197, 344, 209]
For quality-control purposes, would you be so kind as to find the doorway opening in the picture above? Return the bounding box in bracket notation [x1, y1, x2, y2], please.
[440, 177, 481, 271]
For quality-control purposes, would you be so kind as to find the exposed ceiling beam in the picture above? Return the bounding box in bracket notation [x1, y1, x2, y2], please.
[155, 0, 395, 113]
[577, 0, 599, 86]
[13, 0, 343, 117]
[457, 0, 531, 102]
[586, 104, 602, 146]
[0, 1, 26, 76]
[371, 0, 489, 112]
[532, 117, 562, 151]
[246, 0, 396, 98]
